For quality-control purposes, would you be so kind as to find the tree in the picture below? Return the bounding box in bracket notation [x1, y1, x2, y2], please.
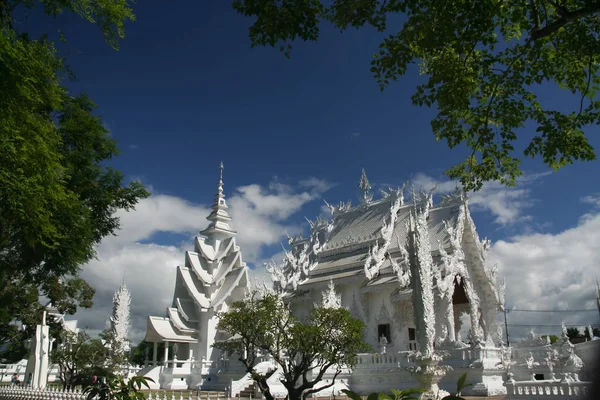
[0, 0, 148, 352]
[541, 334, 560, 344]
[83, 375, 154, 400]
[232, 0, 599, 191]
[566, 326, 584, 341]
[51, 330, 128, 390]
[214, 292, 370, 400]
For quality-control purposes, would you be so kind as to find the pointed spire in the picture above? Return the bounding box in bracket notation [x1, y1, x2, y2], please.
[200, 162, 236, 238]
[359, 168, 373, 204]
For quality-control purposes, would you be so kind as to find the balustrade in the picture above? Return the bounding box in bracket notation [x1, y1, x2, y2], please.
[505, 379, 591, 399]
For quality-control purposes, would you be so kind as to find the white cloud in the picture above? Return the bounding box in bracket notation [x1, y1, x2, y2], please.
[489, 211, 600, 341]
[410, 172, 458, 194]
[581, 194, 600, 209]
[71, 178, 332, 343]
[410, 172, 550, 226]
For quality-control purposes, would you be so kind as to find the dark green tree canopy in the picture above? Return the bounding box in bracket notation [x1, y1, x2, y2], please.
[232, 0, 599, 190]
[214, 292, 370, 400]
[0, 0, 146, 356]
[0, 0, 134, 49]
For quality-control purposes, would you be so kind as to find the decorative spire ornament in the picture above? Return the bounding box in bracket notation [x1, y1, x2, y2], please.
[111, 282, 131, 354]
[321, 279, 342, 309]
[200, 162, 236, 238]
[359, 168, 373, 204]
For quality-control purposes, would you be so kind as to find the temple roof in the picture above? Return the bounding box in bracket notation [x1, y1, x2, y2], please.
[144, 316, 197, 343]
[299, 200, 462, 283]
[319, 199, 461, 255]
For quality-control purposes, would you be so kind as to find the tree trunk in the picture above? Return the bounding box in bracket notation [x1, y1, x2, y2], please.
[255, 377, 276, 400]
[288, 388, 304, 400]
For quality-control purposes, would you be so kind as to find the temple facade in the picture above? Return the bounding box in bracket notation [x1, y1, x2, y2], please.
[140, 167, 510, 395]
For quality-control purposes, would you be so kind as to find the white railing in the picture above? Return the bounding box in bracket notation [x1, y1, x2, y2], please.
[0, 385, 86, 400]
[0, 386, 233, 400]
[444, 346, 502, 362]
[355, 353, 401, 368]
[505, 379, 591, 399]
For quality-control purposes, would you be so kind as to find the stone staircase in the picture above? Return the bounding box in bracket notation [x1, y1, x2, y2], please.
[238, 382, 256, 399]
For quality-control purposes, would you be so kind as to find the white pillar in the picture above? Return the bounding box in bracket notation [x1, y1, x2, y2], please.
[153, 342, 158, 366]
[163, 341, 169, 367]
[188, 345, 194, 369]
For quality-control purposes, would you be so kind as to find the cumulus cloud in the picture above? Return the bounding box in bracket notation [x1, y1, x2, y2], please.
[73, 177, 332, 343]
[489, 210, 600, 341]
[410, 172, 550, 226]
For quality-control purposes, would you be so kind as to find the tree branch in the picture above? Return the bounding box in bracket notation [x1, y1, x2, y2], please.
[530, 0, 542, 30]
[303, 369, 341, 399]
[531, 2, 600, 39]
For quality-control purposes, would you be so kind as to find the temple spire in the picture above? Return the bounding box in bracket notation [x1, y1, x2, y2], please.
[359, 168, 373, 204]
[200, 162, 236, 238]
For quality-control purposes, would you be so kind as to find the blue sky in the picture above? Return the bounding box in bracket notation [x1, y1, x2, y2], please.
[21, 1, 600, 341]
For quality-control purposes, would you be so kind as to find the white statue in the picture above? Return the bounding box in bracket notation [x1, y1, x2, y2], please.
[379, 335, 388, 355]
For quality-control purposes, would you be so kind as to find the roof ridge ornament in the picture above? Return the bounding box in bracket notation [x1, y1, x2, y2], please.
[440, 184, 468, 206]
[359, 168, 373, 205]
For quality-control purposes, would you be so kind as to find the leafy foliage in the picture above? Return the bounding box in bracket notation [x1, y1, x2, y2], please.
[541, 334, 560, 344]
[343, 388, 427, 400]
[232, 0, 599, 190]
[0, 0, 135, 49]
[342, 373, 472, 400]
[0, 0, 147, 351]
[83, 375, 154, 400]
[51, 329, 130, 390]
[214, 292, 370, 400]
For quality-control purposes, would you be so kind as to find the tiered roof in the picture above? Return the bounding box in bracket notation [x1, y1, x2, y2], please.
[145, 164, 249, 343]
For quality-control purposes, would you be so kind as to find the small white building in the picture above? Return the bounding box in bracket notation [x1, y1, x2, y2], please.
[140, 166, 510, 395]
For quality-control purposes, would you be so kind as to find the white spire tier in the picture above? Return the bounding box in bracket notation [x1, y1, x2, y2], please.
[200, 162, 236, 238]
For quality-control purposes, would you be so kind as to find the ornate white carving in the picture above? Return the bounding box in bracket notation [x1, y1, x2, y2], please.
[350, 292, 362, 319]
[517, 330, 551, 347]
[321, 279, 342, 309]
[403, 192, 436, 358]
[111, 282, 131, 354]
[379, 183, 407, 205]
[440, 185, 467, 206]
[364, 193, 403, 280]
[359, 168, 373, 205]
[377, 301, 392, 322]
[324, 199, 352, 217]
[269, 206, 335, 291]
[414, 185, 436, 211]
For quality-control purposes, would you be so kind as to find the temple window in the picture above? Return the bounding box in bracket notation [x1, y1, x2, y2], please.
[408, 328, 416, 341]
[378, 324, 391, 343]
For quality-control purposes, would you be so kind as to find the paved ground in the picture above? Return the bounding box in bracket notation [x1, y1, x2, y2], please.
[463, 396, 506, 400]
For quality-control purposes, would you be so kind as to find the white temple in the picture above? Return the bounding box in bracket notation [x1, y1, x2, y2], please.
[141, 163, 250, 389]
[139, 167, 596, 397]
